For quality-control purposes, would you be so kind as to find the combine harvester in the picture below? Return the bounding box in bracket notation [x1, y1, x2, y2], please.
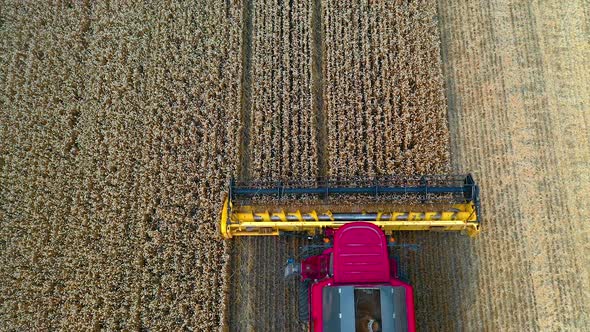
[221, 175, 480, 332]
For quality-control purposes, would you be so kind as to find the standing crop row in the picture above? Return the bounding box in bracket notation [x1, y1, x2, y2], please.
[248, 0, 317, 181]
[323, 0, 450, 178]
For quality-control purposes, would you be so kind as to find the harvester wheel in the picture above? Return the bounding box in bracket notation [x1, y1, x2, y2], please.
[298, 279, 310, 323]
[297, 244, 330, 323]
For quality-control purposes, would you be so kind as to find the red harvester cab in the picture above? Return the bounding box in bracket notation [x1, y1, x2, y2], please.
[287, 222, 415, 332]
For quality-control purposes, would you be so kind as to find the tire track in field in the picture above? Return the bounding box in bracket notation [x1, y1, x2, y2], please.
[312, 0, 327, 179]
[228, 0, 254, 328]
[238, 0, 253, 182]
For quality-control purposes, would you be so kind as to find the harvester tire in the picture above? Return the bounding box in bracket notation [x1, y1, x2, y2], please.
[298, 279, 310, 323]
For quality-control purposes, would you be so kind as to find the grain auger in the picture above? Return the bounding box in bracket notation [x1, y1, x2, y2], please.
[220, 174, 480, 239]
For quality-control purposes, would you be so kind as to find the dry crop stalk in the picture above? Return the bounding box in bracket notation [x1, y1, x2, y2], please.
[323, 0, 449, 177]
[249, 0, 316, 181]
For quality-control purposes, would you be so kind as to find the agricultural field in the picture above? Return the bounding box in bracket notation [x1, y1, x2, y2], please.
[323, 0, 450, 177]
[1, 0, 588, 332]
[228, 0, 454, 330]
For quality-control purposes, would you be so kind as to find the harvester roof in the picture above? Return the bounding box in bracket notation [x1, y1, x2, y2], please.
[333, 222, 390, 284]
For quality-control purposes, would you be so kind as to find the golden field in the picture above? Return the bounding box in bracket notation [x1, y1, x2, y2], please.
[1, 0, 588, 331]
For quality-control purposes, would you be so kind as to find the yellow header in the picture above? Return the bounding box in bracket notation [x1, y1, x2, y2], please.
[220, 197, 480, 239]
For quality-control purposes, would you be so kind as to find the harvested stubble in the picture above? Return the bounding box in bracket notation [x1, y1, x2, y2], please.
[228, 0, 316, 330]
[323, 0, 450, 177]
[439, 0, 590, 330]
[0, 1, 241, 330]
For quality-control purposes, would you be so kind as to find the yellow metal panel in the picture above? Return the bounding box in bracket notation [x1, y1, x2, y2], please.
[227, 221, 480, 237]
[222, 198, 480, 238]
[220, 197, 231, 239]
[230, 231, 281, 236]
